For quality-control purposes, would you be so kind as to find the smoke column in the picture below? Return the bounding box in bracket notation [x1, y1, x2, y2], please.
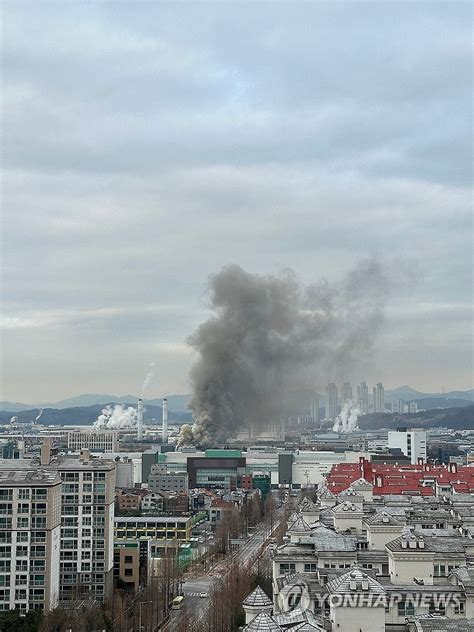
[333, 401, 360, 433]
[182, 259, 390, 447]
[141, 362, 156, 396]
[34, 409, 43, 424]
[93, 404, 137, 430]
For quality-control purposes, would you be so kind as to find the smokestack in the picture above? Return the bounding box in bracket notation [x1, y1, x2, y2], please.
[162, 398, 168, 444]
[137, 398, 144, 440]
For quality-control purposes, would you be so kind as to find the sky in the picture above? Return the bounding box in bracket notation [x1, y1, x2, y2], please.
[1, 1, 472, 403]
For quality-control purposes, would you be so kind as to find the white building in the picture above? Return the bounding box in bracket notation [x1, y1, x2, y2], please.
[387, 428, 427, 465]
[0, 468, 62, 613]
[0, 444, 116, 603]
[67, 430, 119, 453]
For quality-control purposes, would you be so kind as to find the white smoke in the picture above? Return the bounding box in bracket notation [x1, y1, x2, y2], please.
[10, 416, 18, 424]
[34, 409, 43, 423]
[141, 362, 156, 397]
[93, 404, 138, 430]
[333, 400, 360, 433]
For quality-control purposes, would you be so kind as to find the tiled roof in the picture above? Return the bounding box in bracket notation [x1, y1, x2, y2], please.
[244, 612, 282, 631]
[327, 568, 386, 595]
[327, 460, 474, 497]
[406, 615, 474, 631]
[274, 608, 323, 629]
[300, 499, 319, 513]
[332, 501, 362, 515]
[364, 511, 403, 526]
[243, 586, 273, 608]
[450, 566, 474, 590]
[288, 516, 312, 533]
[350, 477, 374, 489]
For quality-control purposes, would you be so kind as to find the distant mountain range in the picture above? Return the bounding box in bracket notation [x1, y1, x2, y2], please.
[383, 386, 474, 404]
[0, 403, 192, 426]
[0, 387, 472, 416]
[0, 394, 191, 413]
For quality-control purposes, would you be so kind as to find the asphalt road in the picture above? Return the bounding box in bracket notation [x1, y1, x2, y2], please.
[169, 506, 284, 630]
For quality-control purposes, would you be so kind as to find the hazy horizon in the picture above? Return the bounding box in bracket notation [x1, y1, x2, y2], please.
[2, 3, 472, 402]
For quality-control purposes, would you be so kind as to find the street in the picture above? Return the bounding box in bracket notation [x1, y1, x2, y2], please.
[169, 504, 285, 630]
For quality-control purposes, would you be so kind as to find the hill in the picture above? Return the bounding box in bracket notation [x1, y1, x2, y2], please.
[358, 405, 474, 431]
[0, 393, 191, 414]
[0, 403, 192, 426]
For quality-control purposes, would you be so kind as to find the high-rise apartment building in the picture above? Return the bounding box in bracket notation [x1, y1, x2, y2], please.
[373, 382, 385, 413]
[342, 382, 353, 402]
[0, 468, 62, 613]
[326, 383, 338, 421]
[0, 444, 116, 604]
[310, 394, 320, 424]
[357, 382, 369, 414]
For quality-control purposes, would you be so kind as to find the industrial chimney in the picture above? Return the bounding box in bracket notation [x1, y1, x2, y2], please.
[137, 398, 144, 440]
[162, 398, 168, 444]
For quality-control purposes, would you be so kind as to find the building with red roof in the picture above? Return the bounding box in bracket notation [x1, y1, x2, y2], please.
[325, 457, 474, 497]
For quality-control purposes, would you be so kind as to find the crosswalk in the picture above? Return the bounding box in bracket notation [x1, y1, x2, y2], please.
[184, 591, 208, 598]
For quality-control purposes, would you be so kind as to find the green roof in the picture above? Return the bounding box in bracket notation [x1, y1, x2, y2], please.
[205, 449, 242, 458]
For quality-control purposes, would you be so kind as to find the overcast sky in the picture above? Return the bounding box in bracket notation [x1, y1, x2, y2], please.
[1, 2, 472, 403]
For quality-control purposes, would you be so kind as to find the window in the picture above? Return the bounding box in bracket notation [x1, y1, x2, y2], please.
[434, 564, 446, 577]
[18, 489, 30, 500]
[398, 601, 415, 616]
[279, 563, 295, 574]
[16, 517, 29, 529]
[124, 556, 133, 564]
[454, 601, 465, 615]
[124, 568, 133, 577]
[16, 532, 28, 543]
[18, 503, 29, 514]
[304, 563, 317, 572]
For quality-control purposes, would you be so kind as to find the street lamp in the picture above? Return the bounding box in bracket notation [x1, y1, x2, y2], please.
[138, 600, 153, 632]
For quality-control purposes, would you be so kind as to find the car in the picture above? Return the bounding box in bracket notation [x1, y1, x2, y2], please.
[199, 592, 208, 598]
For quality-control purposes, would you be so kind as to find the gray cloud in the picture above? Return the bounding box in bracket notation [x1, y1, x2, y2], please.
[1, 2, 472, 402]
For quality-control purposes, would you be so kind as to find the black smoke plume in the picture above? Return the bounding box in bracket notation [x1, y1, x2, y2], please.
[181, 259, 390, 446]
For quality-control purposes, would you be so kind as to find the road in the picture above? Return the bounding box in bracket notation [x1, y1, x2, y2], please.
[169, 506, 284, 630]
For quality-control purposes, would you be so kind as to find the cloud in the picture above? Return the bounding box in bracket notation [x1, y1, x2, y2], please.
[1, 2, 471, 401]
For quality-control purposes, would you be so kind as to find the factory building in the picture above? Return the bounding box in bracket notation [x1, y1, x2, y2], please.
[67, 430, 119, 453]
[187, 450, 246, 489]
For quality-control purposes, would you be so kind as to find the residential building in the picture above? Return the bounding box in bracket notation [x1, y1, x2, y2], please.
[148, 465, 188, 493]
[0, 444, 116, 603]
[311, 394, 321, 424]
[0, 468, 62, 613]
[326, 383, 338, 421]
[342, 382, 353, 402]
[266, 478, 474, 631]
[357, 381, 369, 414]
[373, 382, 385, 413]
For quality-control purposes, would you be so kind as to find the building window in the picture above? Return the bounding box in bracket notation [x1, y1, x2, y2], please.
[398, 602, 415, 616]
[124, 569, 133, 577]
[279, 563, 296, 574]
[304, 563, 317, 572]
